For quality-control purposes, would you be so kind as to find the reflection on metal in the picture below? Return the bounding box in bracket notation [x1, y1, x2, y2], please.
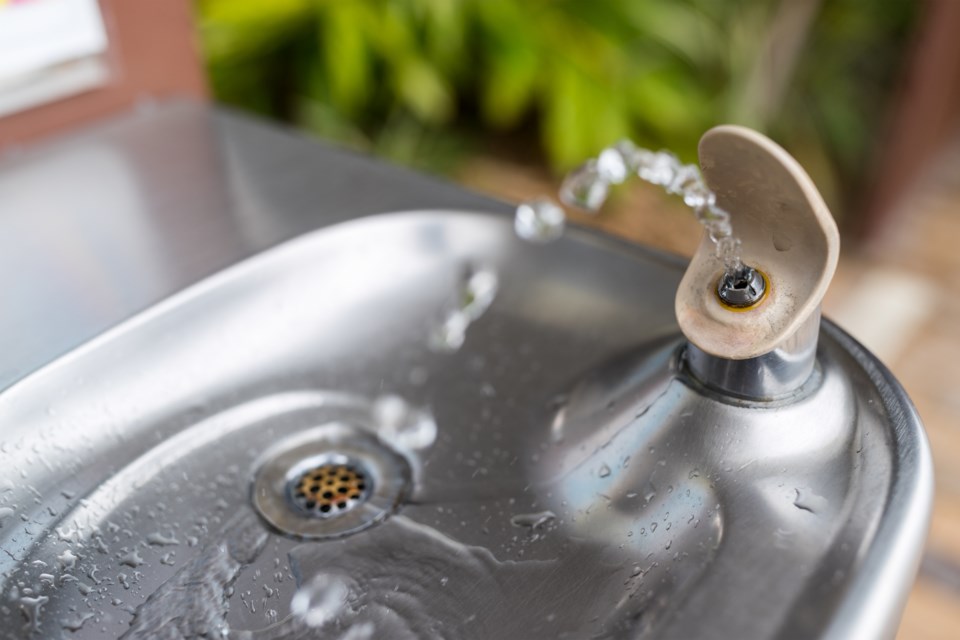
[686, 309, 821, 401]
[0, 105, 933, 640]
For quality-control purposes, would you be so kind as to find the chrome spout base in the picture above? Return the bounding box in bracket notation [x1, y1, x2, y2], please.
[685, 309, 821, 401]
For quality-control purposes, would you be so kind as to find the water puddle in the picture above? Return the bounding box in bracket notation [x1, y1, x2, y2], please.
[225, 515, 643, 640]
[121, 512, 268, 639]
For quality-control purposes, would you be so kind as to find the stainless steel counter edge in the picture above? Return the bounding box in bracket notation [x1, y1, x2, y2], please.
[0, 101, 510, 391]
[819, 322, 934, 640]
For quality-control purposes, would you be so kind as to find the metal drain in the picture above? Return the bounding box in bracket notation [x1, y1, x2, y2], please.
[252, 423, 411, 539]
[288, 456, 370, 516]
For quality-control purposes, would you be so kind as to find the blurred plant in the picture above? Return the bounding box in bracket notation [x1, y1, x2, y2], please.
[195, 0, 915, 218]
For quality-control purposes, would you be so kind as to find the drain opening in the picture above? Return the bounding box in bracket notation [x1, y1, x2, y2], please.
[252, 422, 411, 540]
[288, 456, 372, 517]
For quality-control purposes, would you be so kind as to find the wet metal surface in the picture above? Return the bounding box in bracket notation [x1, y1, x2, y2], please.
[0, 105, 931, 639]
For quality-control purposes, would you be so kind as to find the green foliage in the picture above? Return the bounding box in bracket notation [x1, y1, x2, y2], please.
[196, 0, 916, 211]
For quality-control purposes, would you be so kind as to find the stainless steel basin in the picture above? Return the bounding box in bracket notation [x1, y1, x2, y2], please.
[0, 207, 931, 639]
[0, 104, 931, 639]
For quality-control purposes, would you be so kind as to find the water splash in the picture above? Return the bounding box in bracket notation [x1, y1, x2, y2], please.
[120, 513, 268, 639]
[235, 515, 648, 639]
[514, 199, 566, 244]
[561, 161, 609, 210]
[558, 139, 743, 275]
[430, 266, 499, 353]
[290, 572, 351, 628]
[372, 395, 437, 451]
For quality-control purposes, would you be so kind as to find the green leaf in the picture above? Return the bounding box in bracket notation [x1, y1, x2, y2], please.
[481, 41, 539, 129]
[541, 62, 591, 170]
[393, 56, 455, 124]
[197, 0, 313, 63]
[320, 4, 372, 116]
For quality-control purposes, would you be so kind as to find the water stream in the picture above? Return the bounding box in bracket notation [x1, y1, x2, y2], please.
[515, 140, 744, 276]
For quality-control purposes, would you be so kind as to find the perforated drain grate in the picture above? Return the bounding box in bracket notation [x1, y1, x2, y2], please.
[288, 457, 371, 517]
[252, 422, 411, 539]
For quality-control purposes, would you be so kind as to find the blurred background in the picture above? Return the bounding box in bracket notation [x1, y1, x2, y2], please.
[3, 0, 960, 637]
[196, 0, 912, 226]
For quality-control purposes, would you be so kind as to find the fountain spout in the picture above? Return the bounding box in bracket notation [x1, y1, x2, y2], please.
[677, 125, 840, 400]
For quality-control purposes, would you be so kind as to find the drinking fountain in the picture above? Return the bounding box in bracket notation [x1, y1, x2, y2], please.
[0, 104, 932, 639]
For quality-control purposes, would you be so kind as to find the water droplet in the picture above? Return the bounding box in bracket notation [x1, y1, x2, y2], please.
[560, 160, 609, 212]
[514, 199, 565, 243]
[291, 572, 351, 628]
[58, 549, 79, 570]
[681, 180, 715, 209]
[61, 611, 94, 632]
[793, 488, 828, 514]
[119, 549, 143, 568]
[373, 395, 437, 450]
[146, 532, 180, 546]
[665, 164, 700, 196]
[637, 151, 680, 186]
[596, 147, 629, 184]
[598, 463, 611, 478]
[510, 510, 556, 529]
[430, 267, 498, 353]
[19, 595, 48, 633]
